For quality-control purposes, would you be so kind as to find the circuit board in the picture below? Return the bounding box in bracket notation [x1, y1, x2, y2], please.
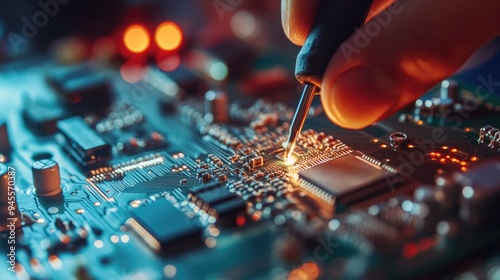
[1, 54, 500, 280]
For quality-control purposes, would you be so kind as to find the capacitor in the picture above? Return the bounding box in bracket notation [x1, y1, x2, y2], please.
[0, 120, 12, 153]
[440, 80, 458, 102]
[32, 159, 62, 197]
[205, 90, 229, 123]
[389, 132, 409, 148]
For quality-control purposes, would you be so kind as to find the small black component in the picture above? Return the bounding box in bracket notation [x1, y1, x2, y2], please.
[189, 181, 223, 195]
[196, 187, 236, 210]
[209, 197, 246, 226]
[47, 64, 111, 110]
[208, 39, 256, 79]
[57, 117, 111, 166]
[22, 101, 68, 135]
[298, 154, 393, 211]
[165, 66, 207, 95]
[127, 198, 202, 254]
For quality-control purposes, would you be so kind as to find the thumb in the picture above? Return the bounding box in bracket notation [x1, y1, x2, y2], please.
[321, 0, 500, 129]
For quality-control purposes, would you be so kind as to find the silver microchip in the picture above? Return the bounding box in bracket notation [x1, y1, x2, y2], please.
[299, 154, 392, 199]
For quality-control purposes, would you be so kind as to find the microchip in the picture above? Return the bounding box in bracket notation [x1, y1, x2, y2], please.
[57, 117, 111, 166]
[126, 198, 202, 255]
[47, 63, 111, 110]
[298, 154, 394, 211]
[23, 102, 68, 135]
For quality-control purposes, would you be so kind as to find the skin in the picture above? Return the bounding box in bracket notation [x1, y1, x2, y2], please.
[282, 0, 500, 129]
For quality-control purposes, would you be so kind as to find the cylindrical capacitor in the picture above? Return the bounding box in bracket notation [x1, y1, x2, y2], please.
[0, 163, 9, 205]
[205, 90, 229, 123]
[440, 80, 459, 102]
[32, 159, 62, 197]
[0, 120, 12, 153]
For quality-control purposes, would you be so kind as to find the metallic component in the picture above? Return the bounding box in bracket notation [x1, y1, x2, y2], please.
[440, 80, 459, 102]
[205, 90, 229, 123]
[478, 125, 493, 143]
[284, 84, 318, 161]
[389, 132, 409, 148]
[32, 159, 62, 197]
[478, 125, 500, 147]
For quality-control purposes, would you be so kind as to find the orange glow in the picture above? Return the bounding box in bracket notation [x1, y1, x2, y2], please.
[251, 213, 261, 221]
[471, 156, 479, 162]
[288, 262, 320, 280]
[451, 148, 458, 153]
[401, 56, 453, 83]
[155, 22, 183, 51]
[123, 25, 150, 53]
[461, 167, 468, 172]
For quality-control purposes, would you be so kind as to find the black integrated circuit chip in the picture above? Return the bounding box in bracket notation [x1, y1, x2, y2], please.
[127, 198, 203, 255]
[298, 154, 394, 211]
[57, 116, 111, 166]
[47, 63, 111, 110]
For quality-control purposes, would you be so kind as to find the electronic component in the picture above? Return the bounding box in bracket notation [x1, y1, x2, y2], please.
[0, 119, 11, 154]
[191, 187, 236, 211]
[164, 65, 207, 95]
[57, 117, 111, 166]
[455, 159, 500, 225]
[32, 159, 62, 197]
[47, 63, 111, 110]
[204, 90, 229, 123]
[389, 132, 409, 148]
[208, 197, 246, 226]
[126, 198, 203, 254]
[298, 154, 394, 211]
[478, 125, 500, 148]
[22, 101, 68, 135]
[1, 11, 500, 279]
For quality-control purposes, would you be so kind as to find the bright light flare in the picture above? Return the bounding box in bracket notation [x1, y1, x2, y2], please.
[155, 22, 183, 51]
[286, 156, 297, 166]
[123, 24, 150, 53]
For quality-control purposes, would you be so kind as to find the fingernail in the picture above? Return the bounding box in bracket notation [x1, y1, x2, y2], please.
[321, 66, 400, 129]
[281, 0, 290, 37]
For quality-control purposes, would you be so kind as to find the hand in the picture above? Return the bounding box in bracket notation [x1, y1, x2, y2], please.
[282, 0, 500, 129]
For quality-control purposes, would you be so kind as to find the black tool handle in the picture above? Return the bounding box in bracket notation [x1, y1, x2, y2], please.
[295, 0, 374, 88]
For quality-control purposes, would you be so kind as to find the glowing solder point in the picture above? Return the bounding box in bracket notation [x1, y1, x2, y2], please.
[285, 156, 297, 166]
